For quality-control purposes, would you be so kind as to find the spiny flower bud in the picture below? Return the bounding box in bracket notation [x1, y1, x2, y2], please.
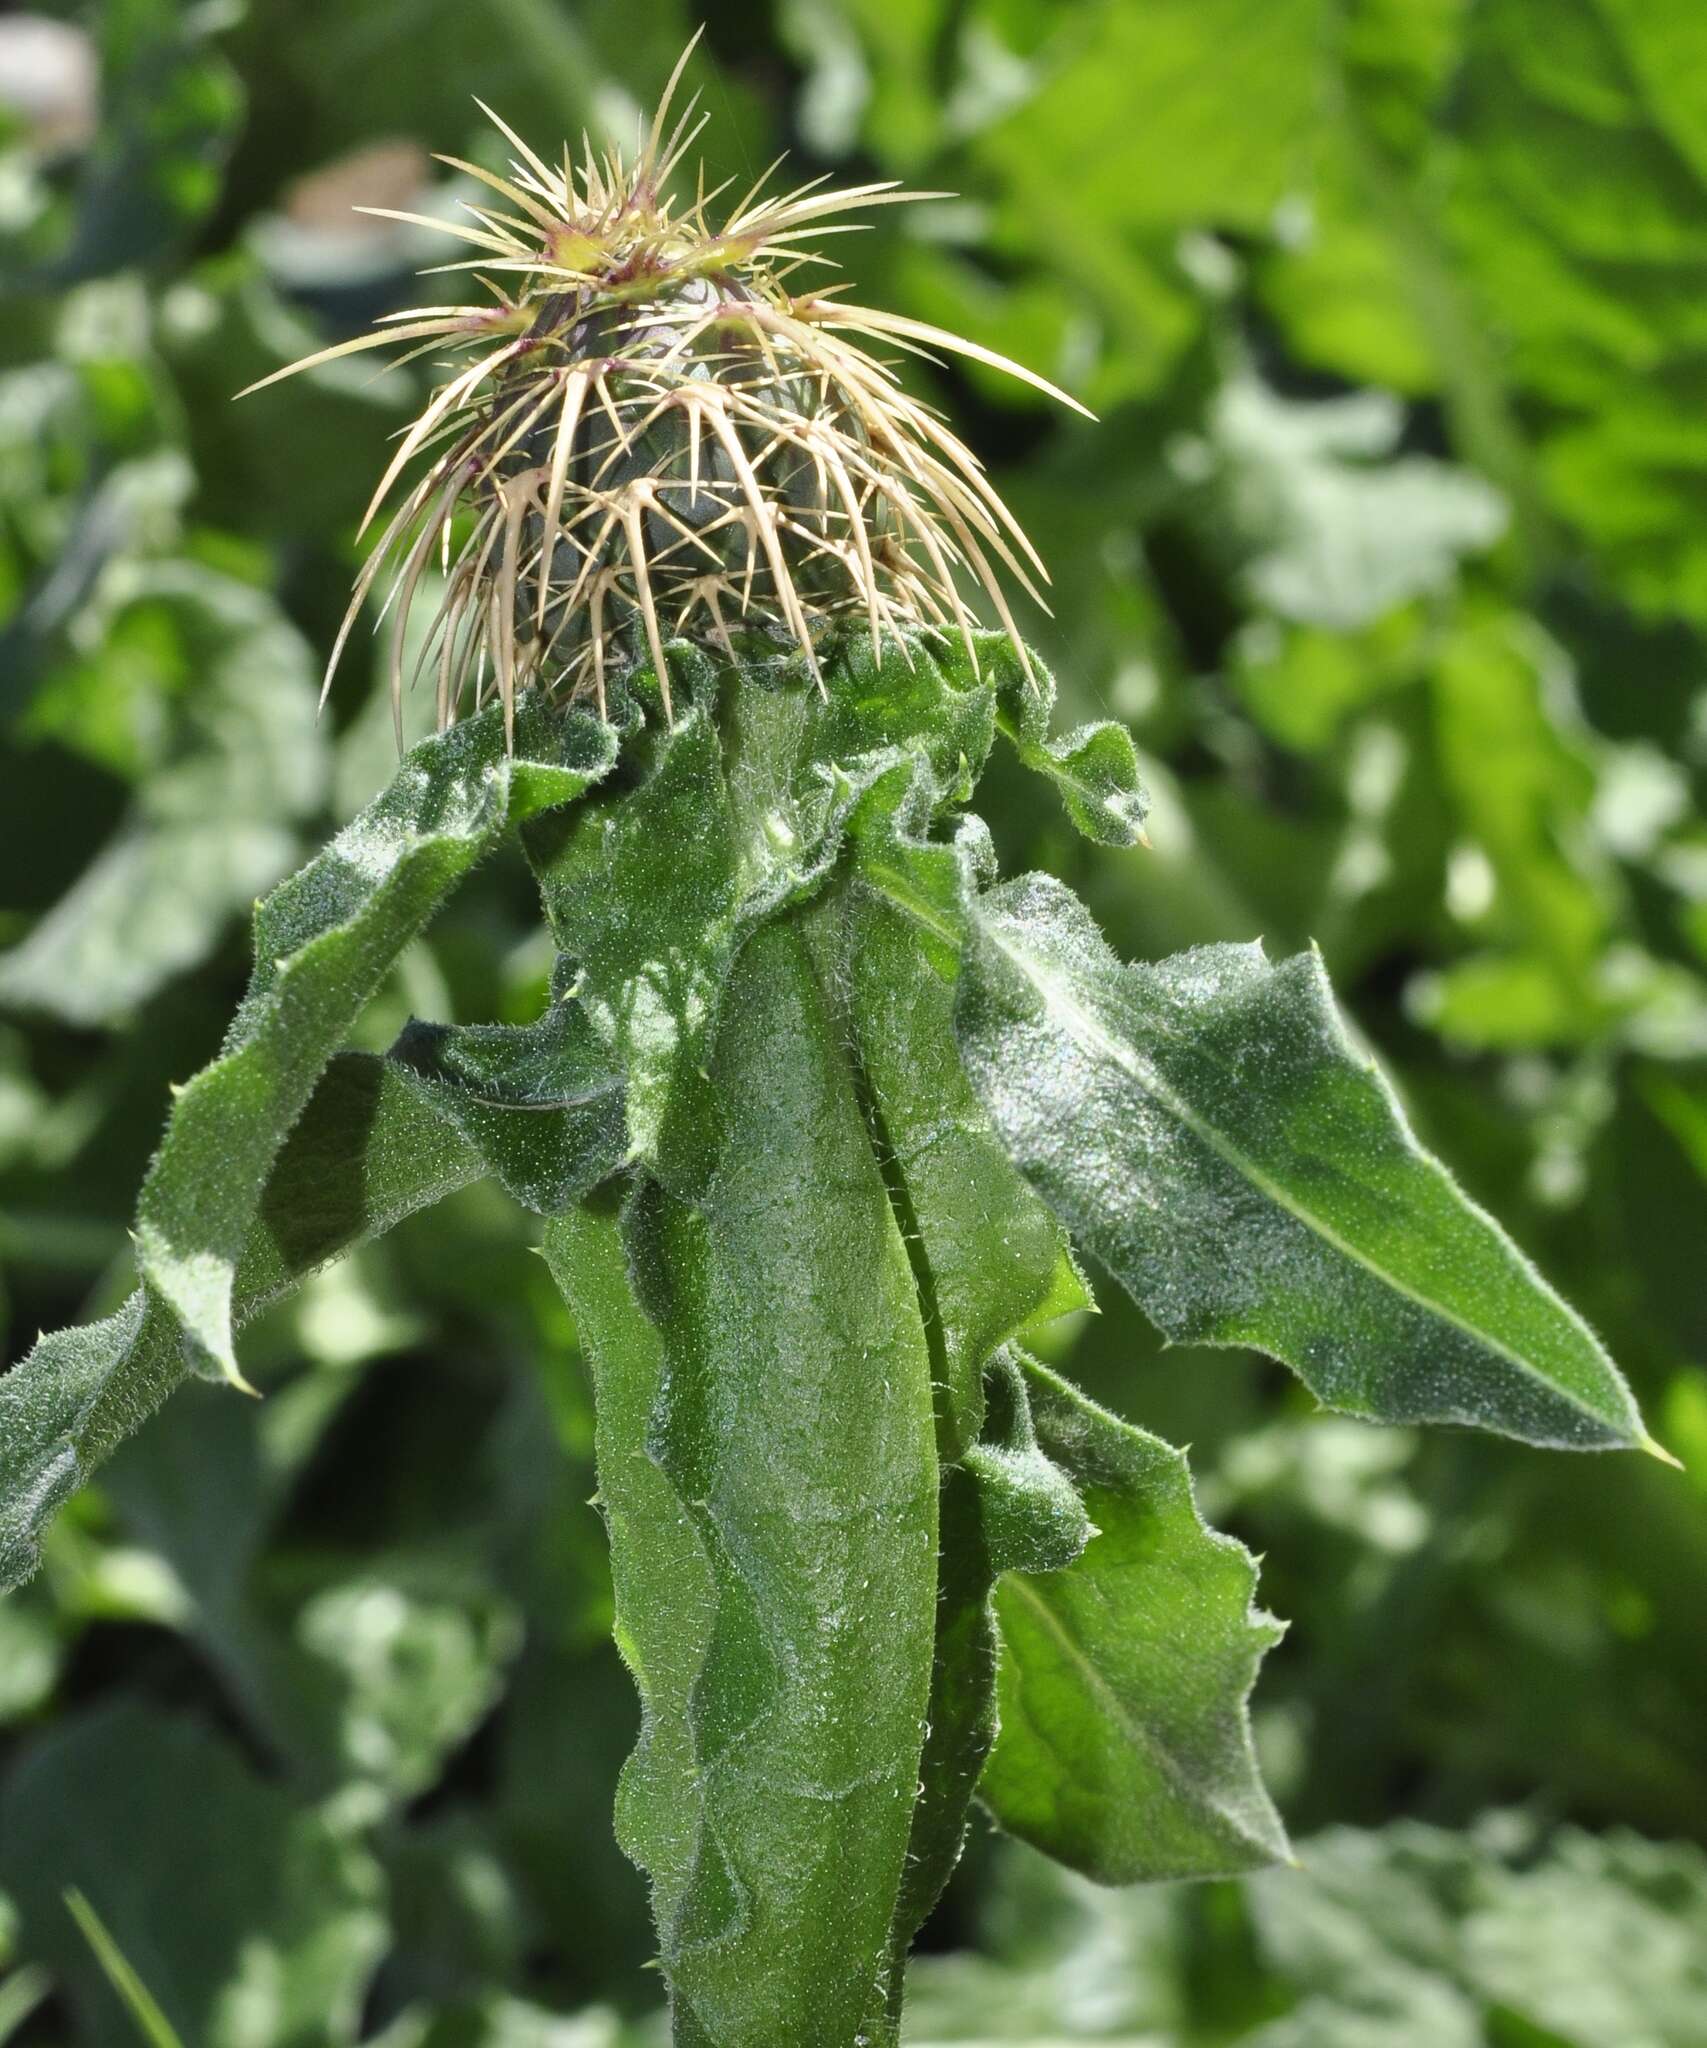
[241, 33, 1089, 737]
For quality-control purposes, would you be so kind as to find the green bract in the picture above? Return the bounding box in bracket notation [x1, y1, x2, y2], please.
[0, 630, 1655, 2047]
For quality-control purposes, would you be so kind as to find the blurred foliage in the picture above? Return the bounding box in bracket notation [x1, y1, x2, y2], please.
[2, 0, 1706, 2041]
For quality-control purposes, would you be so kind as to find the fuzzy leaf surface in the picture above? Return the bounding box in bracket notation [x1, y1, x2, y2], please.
[134, 694, 614, 1386]
[837, 784, 1087, 1461]
[523, 632, 1001, 1197]
[994, 645, 1150, 848]
[545, 917, 939, 2047]
[389, 961, 626, 1214]
[0, 1055, 484, 1591]
[0, 967, 638, 1598]
[826, 794, 1092, 2015]
[956, 872, 1647, 1450]
[884, 1352, 1089, 2022]
[982, 1357, 1288, 1883]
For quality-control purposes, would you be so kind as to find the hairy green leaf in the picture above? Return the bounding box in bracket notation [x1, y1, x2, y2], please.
[0, 1054, 484, 1592]
[545, 917, 940, 2047]
[826, 790, 1094, 2016]
[956, 872, 1649, 1450]
[993, 645, 1149, 848]
[390, 960, 626, 1215]
[885, 1351, 1090, 2021]
[524, 677, 738, 1194]
[837, 786, 1087, 1461]
[523, 632, 1001, 1197]
[539, 1193, 717, 1975]
[983, 1357, 1288, 1883]
[137, 693, 613, 1387]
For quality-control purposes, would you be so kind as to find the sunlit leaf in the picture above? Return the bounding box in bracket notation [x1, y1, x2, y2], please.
[956, 872, 1649, 1450]
[983, 1357, 1287, 1883]
[545, 916, 940, 2047]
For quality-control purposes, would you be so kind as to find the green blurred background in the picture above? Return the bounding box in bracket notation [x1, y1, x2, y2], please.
[4, 1, 1707, 2042]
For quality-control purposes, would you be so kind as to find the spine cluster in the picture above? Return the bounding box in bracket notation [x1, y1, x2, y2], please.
[244, 35, 1087, 731]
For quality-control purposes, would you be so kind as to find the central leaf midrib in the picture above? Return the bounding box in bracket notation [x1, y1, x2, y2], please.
[1000, 1572, 1272, 1852]
[986, 921, 1621, 1439]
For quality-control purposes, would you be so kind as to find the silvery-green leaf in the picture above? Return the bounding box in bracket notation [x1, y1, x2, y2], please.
[956, 872, 1650, 1451]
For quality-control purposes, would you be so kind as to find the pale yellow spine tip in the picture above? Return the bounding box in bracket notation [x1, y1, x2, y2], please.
[217, 1358, 263, 1400]
[1640, 1433, 1686, 1471]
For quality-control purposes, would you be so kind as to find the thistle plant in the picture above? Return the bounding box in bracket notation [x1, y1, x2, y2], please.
[0, 44, 1668, 2048]
[242, 33, 1073, 734]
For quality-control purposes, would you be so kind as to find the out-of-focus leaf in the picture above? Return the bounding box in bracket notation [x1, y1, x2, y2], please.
[899, 1860, 1194, 2044]
[955, 871, 1649, 1450]
[295, 1567, 522, 1800]
[545, 915, 940, 2048]
[981, 0, 1324, 234]
[368, 1996, 646, 2048]
[2, 0, 242, 285]
[1230, 612, 1424, 754]
[0, 1700, 385, 2048]
[0, 568, 326, 1026]
[905, 1816, 1707, 2044]
[982, 1357, 1287, 1883]
[0, 1960, 51, 2045]
[160, 260, 417, 543]
[1424, 613, 1621, 1048]
[92, 1350, 462, 1782]
[1454, 1824, 1707, 2045]
[1446, 0, 1707, 622]
[0, 1590, 60, 1722]
[1247, 1817, 1707, 2048]
[1194, 373, 1507, 631]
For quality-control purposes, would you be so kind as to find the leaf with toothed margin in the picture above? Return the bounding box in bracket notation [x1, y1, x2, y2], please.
[0, 980, 634, 1597]
[811, 758, 1094, 2021]
[956, 871, 1652, 1453]
[831, 755, 1091, 1465]
[133, 693, 614, 1389]
[991, 638, 1150, 847]
[388, 957, 627, 1214]
[0, 1054, 485, 1593]
[983, 1355, 1290, 1884]
[539, 1190, 716, 1969]
[523, 631, 1002, 1199]
[523, 679, 744, 1198]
